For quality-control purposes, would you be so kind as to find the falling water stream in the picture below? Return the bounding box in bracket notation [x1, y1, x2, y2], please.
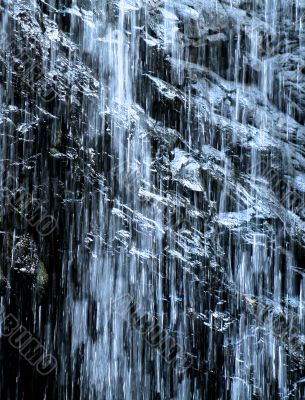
[0, 0, 305, 399]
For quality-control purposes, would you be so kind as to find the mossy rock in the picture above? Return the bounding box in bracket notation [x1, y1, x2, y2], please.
[49, 147, 60, 155]
[36, 261, 48, 294]
[49, 147, 66, 159]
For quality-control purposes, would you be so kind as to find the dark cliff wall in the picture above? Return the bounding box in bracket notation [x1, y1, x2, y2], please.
[0, 1, 304, 399]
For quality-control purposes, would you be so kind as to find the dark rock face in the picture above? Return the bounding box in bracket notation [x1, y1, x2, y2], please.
[0, 0, 304, 399]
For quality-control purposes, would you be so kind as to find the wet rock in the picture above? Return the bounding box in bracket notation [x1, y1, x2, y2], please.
[11, 234, 48, 295]
[0, 269, 8, 295]
[12, 234, 40, 277]
[0, 0, 304, 399]
[36, 261, 48, 294]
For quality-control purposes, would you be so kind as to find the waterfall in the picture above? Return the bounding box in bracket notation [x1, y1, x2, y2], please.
[0, 0, 304, 399]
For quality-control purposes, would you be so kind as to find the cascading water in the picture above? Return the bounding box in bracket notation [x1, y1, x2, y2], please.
[0, 0, 304, 399]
